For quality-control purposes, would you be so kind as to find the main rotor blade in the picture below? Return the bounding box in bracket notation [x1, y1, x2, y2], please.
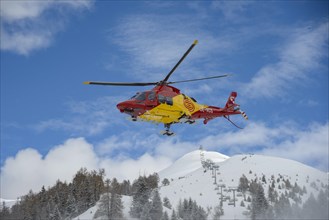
[162, 40, 198, 83]
[167, 74, 230, 84]
[83, 81, 158, 86]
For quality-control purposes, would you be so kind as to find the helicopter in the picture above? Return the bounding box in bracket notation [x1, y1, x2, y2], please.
[84, 40, 248, 136]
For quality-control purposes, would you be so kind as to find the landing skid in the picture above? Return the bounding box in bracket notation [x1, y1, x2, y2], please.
[160, 130, 176, 136]
[161, 123, 175, 136]
[224, 115, 243, 129]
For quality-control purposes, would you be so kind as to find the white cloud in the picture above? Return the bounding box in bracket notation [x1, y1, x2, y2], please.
[1, 1, 51, 21]
[199, 121, 329, 171]
[99, 154, 172, 182]
[0, 25, 53, 55]
[110, 14, 239, 82]
[34, 96, 125, 136]
[0, 137, 172, 199]
[243, 22, 328, 98]
[211, 1, 253, 21]
[1, 121, 327, 199]
[0, 138, 99, 199]
[0, 0, 94, 55]
[260, 122, 329, 171]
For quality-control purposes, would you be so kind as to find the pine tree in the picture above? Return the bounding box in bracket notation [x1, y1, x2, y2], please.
[94, 193, 110, 219]
[163, 196, 172, 209]
[316, 189, 329, 219]
[110, 193, 124, 219]
[238, 174, 249, 193]
[191, 200, 207, 220]
[213, 203, 224, 220]
[0, 202, 11, 219]
[162, 211, 169, 220]
[94, 180, 111, 219]
[121, 180, 132, 195]
[162, 178, 170, 186]
[301, 190, 329, 219]
[149, 190, 163, 220]
[65, 193, 77, 219]
[250, 182, 268, 220]
[111, 178, 120, 193]
[274, 193, 292, 219]
[130, 176, 152, 218]
[171, 209, 178, 220]
[140, 201, 152, 220]
[176, 198, 207, 220]
[268, 185, 276, 204]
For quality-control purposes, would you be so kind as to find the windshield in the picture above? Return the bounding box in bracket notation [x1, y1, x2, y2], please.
[134, 92, 146, 101]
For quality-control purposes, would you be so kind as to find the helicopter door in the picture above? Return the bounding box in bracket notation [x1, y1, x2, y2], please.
[145, 91, 157, 107]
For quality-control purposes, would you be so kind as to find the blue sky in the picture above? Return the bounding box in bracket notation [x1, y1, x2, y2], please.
[1, 1, 328, 199]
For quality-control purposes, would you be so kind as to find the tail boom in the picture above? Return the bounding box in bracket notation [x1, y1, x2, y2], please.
[190, 91, 248, 124]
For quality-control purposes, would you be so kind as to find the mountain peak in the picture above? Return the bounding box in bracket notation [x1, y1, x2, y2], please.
[159, 149, 229, 179]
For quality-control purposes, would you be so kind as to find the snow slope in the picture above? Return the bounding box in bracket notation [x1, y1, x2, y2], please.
[73, 195, 133, 220]
[159, 150, 229, 180]
[76, 149, 328, 219]
[159, 150, 328, 219]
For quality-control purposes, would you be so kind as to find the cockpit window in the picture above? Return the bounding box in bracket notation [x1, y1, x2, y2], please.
[135, 92, 146, 101]
[158, 94, 173, 105]
[148, 92, 156, 101]
[158, 94, 166, 103]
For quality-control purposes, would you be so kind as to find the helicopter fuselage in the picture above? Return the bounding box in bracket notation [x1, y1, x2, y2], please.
[116, 85, 242, 125]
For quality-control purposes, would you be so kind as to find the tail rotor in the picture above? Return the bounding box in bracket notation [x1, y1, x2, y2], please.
[240, 110, 248, 120]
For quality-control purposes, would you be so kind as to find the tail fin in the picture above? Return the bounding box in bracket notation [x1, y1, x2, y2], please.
[225, 92, 238, 111]
[225, 91, 248, 120]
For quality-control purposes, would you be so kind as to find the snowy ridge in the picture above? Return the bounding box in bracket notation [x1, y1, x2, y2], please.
[76, 150, 328, 219]
[159, 151, 328, 219]
[159, 150, 229, 180]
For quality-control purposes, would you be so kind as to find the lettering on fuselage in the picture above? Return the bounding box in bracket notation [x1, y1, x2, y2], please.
[183, 98, 195, 112]
[200, 108, 214, 113]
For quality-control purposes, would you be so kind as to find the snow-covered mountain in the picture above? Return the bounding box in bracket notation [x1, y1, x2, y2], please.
[76, 149, 328, 219]
[159, 150, 328, 219]
[159, 150, 229, 180]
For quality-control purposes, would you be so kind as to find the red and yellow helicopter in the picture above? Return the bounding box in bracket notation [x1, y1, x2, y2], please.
[84, 40, 248, 136]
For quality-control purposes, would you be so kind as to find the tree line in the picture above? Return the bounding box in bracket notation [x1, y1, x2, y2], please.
[1, 168, 105, 219]
[238, 174, 329, 220]
[3, 167, 327, 220]
[0, 168, 209, 220]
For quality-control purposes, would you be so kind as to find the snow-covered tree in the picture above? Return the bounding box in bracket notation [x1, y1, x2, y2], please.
[0, 202, 11, 219]
[250, 182, 268, 220]
[176, 198, 207, 220]
[162, 211, 169, 220]
[238, 174, 249, 194]
[267, 185, 277, 204]
[110, 193, 124, 219]
[130, 176, 152, 218]
[301, 190, 329, 219]
[274, 193, 291, 219]
[94, 193, 110, 219]
[162, 178, 170, 186]
[171, 209, 178, 220]
[163, 196, 172, 209]
[140, 201, 152, 220]
[149, 190, 163, 220]
[212, 203, 224, 220]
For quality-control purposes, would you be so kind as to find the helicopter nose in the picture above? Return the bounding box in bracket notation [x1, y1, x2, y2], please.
[117, 102, 126, 113]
